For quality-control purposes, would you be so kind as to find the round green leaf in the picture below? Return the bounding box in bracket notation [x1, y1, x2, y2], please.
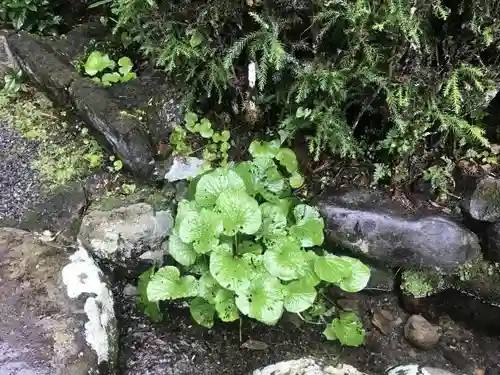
[167, 234, 197, 266]
[178, 209, 223, 254]
[190, 297, 215, 328]
[216, 190, 261, 235]
[235, 275, 284, 325]
[337, 256, 371, 292]
[258, 202, 288, 240]
[289, 172, 304, 188]
[249, 140, 280, 158]
[323, 312, 366, 347]
[195, 168, 246, 207]
[198, 272, 220, 303]
[198, 118, 214, 138]
[147, 266, 198, 302]
[290, 205, 324, 247]
[276, 148, 299, 173]
[263, 238, 306, 281]
[209, 244, 252, 293]
[214, 289, 239, 322]
[283, 279, 317, 313]
[314, 254, 351, 284]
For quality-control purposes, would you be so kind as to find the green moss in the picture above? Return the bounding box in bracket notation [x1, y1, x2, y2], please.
[401, 269, 449, 298]
[0, 88, 104, 188]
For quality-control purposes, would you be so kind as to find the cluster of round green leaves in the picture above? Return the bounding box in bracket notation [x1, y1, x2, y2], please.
[83, 51, 136, 86]
[145, 141, 370, 346]
[170, 112, 231, 167]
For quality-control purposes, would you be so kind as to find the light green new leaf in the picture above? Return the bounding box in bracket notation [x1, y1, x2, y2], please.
[195, 168, 246, 207]
[216, 190, 261, 235]
[198, 272, 220, 303]
[178, 209, 223, 254]
[190, 297, 215, 328]
[118, 56, 133, 74]
[289, 172, 304, 188]
[198, 118, 214, 138]
[283, 279, 317, 313]
[185, 112, 198, 131]
[84, 51, 115, 76]
[235, 275, 284, 325]
[314, 254, 351, 284]
[323, 312, 366, 347]
[276, 148, 299, 173]
[167, 233, 197, 266]
[290, 204, 324, 247]
[263, 237, 306, 281]
[249, 140, 280, 158]
[101, 72, 121, 85]
[214, 289, 239, 322]
[210, 244, 252, 293]
[147, 266, 198, 302]
[337, 256, 371, 292]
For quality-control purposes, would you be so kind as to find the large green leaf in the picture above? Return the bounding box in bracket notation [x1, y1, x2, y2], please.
[209, 244, 252, 293]
[147, 266, 198, 302]
[249, 140, 280, 158]
[168, 234, 197, 266]
[290, 204, 324, 247]
[235, 275, 284, 325]
[263, 237, 306, 281]
[314, 254, 351, 284]
[276, 148, 299, 173]
[297, 251, 321, 286]
[137, 268, 163, 322]
[214, 289, 239, 322]
[198, 272, 220, 303]
[216, 190, 262, 235]
[190, 297, 216, 328]
[283, 279, 317, 313]
[323, 312, 366, 347]
[337, 256, 371, 292]
[178, 209, 223, 254]
[195, 169, 246, 207]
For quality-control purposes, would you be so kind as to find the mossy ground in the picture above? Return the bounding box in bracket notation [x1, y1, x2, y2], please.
[0, 85, 104, 189]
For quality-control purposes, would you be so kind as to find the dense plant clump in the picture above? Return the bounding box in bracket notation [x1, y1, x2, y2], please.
[101, 0, 500, 187]
[81, 51, 137, 86]
[0, 0, 62, 32]
[141, 140, 370, 346]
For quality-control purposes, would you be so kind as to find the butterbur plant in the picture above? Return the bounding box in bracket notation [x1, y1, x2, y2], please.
[142, 140, 370, 346]
[82, 51, 136, 86]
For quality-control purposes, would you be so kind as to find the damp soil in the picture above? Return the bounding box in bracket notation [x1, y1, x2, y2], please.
[116, 286, 500, 375]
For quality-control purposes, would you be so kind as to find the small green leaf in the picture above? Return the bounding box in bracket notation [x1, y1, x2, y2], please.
[178, 209, 223, 254]
[83, 51, 103, 76]
[210, 244, 252, 293]
[198, 272, 220, 303]
[101, 72, 121, 85]
[249, 140, 280, 158]
[185, 112, 198, 132]
[120, 71, 137, 82]
[113, 159, 123, 171]
[314, 254, 351, 284]
[214, 289, 239, 322]
[297, 251, 321, 286]
[167, 234, 197, 266]
[118, 56, 133, 74]
[189, 30, 204, 47]
[195, 168, 246, 207]
[290, 205, 324, 247]
[289, 172, 304, 188]
[233, 162, 258, 196]
[323, 312, 366, 347]
[263, 237, 306, 281]
[190, 297, 215, 328]
[276, 148, 299, 173]
[337, 256, 371, 292]
[283, 279, 317, 313]
[147, 266, 198, 302]
[137, 268, 163, 322]
[258, 202, 288, 240]
[198, 118, 214, 138]
[216, 190, 262, 235]
[235, 275, 284, 325]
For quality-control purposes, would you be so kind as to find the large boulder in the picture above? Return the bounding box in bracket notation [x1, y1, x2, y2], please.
[78, 189, 174, 272]
[0, 228, 117, 374]
[316, 188, 480, 270]
[465, 177, 500, 222]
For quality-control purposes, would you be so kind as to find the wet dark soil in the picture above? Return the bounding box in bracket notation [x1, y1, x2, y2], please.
[116, 286, 500, 375]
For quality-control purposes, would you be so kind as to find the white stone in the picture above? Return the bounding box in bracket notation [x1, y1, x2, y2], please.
[252, 359, 368, 375]
[164, 156, 204, 182]
[62, 245, 115, 364]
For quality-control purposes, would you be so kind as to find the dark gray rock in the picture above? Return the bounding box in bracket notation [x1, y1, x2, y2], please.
[486, 222, 500, 261]
[0, 228, 117, 374]
[0, 31, 18, 79]
[467, 177, 500, 222]
[78, 190, 174, 272]
[317, 188, 480, 270]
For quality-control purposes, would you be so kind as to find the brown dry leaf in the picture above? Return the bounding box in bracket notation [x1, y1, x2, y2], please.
[241, 340, 269, 351]
[372, 309, 395, 336]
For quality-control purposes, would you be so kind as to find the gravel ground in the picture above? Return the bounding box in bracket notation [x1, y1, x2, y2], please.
[0, 120, 43, 222]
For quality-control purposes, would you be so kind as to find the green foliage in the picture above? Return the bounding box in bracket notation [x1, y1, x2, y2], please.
[170, 112, 232, 167]
[423, 157, 455, 198]
[0, 0, 62, 32]
[323, 312, 366, 347]
[1, 70, 23, 96]
[106, 0, 500, 186]
[143, 140, 370, 345]
[81, 51, 137, 86]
